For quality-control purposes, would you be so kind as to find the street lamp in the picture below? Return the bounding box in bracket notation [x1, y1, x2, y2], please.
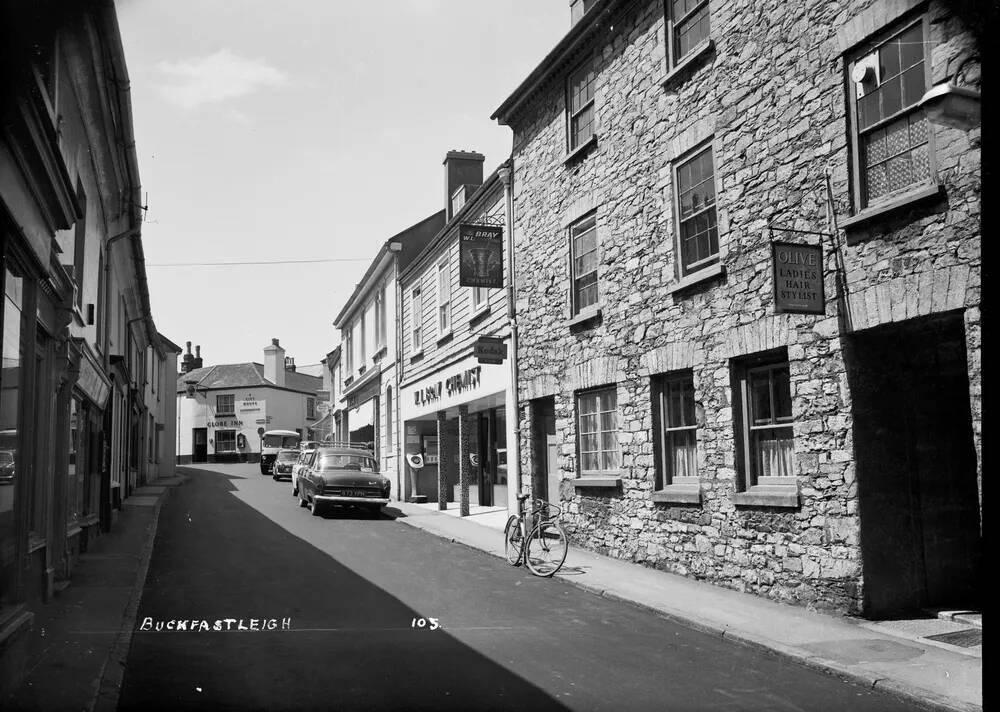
[918, 56, 981, 131]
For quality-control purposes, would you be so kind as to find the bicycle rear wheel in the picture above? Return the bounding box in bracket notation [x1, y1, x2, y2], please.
[503, 516, 524, 566]
[525, 521, 568, 577]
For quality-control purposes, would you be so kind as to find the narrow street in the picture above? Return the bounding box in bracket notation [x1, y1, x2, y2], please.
[118, 465, 913, 712]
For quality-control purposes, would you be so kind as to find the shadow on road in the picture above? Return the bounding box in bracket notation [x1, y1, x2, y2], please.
[119, 467, 569, 712]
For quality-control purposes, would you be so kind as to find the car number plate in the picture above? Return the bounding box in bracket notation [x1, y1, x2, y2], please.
[344, 489, 364, 497]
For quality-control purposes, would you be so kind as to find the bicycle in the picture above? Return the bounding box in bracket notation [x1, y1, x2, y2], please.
[504, 493, 569, 577]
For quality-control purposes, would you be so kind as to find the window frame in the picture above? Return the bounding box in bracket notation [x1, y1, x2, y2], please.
[575, 386, 620, 477]
[375, 285, 387, 350]
[672, 139, 721, 278]
[733, 354, 796, 494]
[214, 430, 237, 453]
[665, 0, 711, 70]
[215, 394, 235, 416]
[569, 212, 600, 316]
[436, 258, 451, 338]
[306, 397, 316, 420]
[846, 13, 936, 213]
[343, 328, 353, 373]
[411, 287, 423, 354]
[652, 371, 699, 491]
[566, 56, 597, 153]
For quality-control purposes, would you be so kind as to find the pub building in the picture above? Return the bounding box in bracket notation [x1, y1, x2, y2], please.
[493, 0, 981, 617]
[397, 152, 519, 514]
[175, 340, 321, 464]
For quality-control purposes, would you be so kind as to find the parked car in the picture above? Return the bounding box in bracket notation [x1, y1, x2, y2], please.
[271, 449, 299, 481]
[291, 447, 317, 498]
[0, 449, 14, 484]
[297, 445, 390, 517]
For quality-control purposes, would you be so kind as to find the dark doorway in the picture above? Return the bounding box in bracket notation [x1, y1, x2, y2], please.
[193, 428, 208, 463]
[477, 412, 494, 506]
[531, 397, 557, 502]
[847, 311, 981, 619]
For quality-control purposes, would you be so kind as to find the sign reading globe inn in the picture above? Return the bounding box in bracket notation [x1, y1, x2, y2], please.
[772, 242, 825, 315]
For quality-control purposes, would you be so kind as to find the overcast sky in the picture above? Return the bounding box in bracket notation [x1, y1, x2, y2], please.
[117, 1, 567, 372]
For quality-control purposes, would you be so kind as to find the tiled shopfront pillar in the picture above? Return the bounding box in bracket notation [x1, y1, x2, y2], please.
[457, 405, 472, 517]
[435, 411, 450, 511]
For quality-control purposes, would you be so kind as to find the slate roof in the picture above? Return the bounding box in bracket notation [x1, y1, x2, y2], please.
[176, 362, 322, 394]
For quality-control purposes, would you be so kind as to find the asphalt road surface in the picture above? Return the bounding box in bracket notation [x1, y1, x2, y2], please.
[118, 465, 916, 711]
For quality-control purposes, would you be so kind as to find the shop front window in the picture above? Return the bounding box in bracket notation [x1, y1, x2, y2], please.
[1, 263, 25, 605]
[67, 397, 81, 526]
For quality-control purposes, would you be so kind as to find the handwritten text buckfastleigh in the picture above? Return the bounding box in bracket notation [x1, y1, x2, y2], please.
[138, 617, 291, 632]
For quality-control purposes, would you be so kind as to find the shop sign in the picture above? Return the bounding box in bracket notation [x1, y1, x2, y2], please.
[346, 374, 381, 410]
[76, 349, 111, 409]
[238, 395, 264, 414]
[413, 366, 482, 406]
[772, 242, 825, 315]
[473, 336, 507, 365]
[459, 224, 504, 288]
[207, 418, 244, 428]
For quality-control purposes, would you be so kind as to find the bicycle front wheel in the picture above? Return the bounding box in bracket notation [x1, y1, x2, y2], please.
[503, 516, 524, 566]
[525, 521, 568, 577]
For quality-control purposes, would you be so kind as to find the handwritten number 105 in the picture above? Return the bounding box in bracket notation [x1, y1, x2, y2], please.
[411, 617, 439, 630]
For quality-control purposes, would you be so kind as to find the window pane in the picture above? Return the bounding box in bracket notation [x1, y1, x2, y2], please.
[879, 39, 901, 80]
[600, 431, 617, 455]
[575, 273, 599, 310]
[582, 452, 600, 472]
[881, 75, 903, 117]
[601, 448, 619, 471]
[667, 429, 697, 479]
[750, 372, 772, 424]
[752, 427, 794, 478]
[773, 367, 792, 420]
[899, 24, 923, 69]
[900, 64, 925, 108]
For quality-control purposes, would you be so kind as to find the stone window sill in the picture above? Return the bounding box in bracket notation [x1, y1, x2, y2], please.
[840, 183, 945, 232]
[651, 484, 701, 504]
[666, 262, 725, 296]
[469, 304, 491, 324]
[572, 476, 621, 489]
[409, 350, 424, 364]
[733, 485, 799, 508]
[565, 304, 602, 329]
[372, 345, 388, 362]
[661, 39, 714, 88]
[563, 134, 598, 165]
[343, 375, 354, 387]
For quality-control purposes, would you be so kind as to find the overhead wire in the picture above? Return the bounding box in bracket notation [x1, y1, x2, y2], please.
[146, 257, 372, 267]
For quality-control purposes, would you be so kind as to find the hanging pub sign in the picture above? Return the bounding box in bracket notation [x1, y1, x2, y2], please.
[459, 224, 504, 288]
[772, 241, 825, 315]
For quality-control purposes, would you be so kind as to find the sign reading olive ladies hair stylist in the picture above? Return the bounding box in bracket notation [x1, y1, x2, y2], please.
[772, 242, 825, 315]
[459, 224, 503, 288]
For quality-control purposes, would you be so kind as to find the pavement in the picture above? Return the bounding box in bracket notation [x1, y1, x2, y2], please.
[3, 474, 187, 712]
[396, 500, 983, 712]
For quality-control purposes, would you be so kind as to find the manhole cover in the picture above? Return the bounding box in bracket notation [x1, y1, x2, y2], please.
[924, 628, 982, 648]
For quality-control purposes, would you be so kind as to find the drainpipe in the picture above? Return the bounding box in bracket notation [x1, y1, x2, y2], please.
[388, 242, 404, 502]
[497, 159, 522, 499]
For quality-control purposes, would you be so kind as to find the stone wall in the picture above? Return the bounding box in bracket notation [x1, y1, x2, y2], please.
[506, 0, 980, 614]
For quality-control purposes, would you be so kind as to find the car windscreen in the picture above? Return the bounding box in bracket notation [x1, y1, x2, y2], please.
[276, 451, 298, 461]
[263, 435, 301, 448]
[315, 454, 377, 473]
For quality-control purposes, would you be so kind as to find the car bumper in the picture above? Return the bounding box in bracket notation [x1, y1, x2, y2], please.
[314, 495, 390, 506]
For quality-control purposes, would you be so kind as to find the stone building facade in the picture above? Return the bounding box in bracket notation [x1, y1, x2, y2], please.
[493, 0, 981, 617]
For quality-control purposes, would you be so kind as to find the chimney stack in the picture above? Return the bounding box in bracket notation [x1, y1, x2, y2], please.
[569, 0, 597, 26]
[284, 356, 296, 373]
[443, 150, 485, 221]
[263, 338, 286, 388]
[193, 344, 203, 369]
[181, 341, 195, 373]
